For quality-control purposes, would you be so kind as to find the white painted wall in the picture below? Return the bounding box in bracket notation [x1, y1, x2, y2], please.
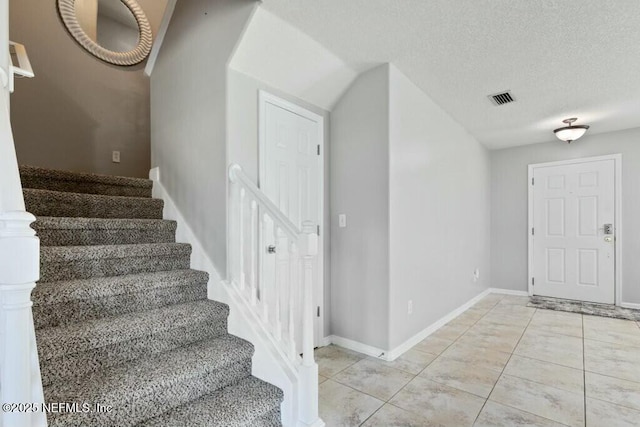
[491, 126, 640, 305]
[388, 64, 491, 349]
[227, 69, 332, 336]
[229, 7, 357, 111]
[151, 0, 257, 276]
[330, 64, 391, 350]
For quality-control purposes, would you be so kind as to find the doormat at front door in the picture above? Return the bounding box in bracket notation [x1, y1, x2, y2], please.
[528, 296, 640, 321]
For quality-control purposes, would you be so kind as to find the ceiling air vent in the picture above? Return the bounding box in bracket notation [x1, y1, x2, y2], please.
[488, 91, 515, 106]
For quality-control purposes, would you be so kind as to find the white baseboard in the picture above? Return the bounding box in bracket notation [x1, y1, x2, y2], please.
[620, 302, 640, 310]
[325, 335, 386, 359]
[489, 288, 530, 296]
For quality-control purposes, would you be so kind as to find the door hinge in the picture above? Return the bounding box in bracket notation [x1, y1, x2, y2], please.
[317, 225, 320, 236]
[531, 277, 535, 286]
[317, 306, 320, 317]
[317, 145, 320, 156]
[531, 177, 535, 185]
[531, 227, 535, 235]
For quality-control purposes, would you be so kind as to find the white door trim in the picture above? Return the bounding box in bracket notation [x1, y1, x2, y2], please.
[258, 90, 325, 347]
[527, 154, 623, 305]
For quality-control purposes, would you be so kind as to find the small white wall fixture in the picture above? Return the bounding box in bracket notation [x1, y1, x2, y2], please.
[528, 154, 623, 305]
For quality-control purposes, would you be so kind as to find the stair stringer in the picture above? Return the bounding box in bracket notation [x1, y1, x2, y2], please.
[150, 168, 299, 426]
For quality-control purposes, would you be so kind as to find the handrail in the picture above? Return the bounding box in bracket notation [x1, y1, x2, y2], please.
[228, 164, 301, 241]
[228, 163, 322, 426]
[8, 41, 34, 93]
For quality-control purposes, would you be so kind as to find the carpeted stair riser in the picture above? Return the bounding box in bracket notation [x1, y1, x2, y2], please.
[45, 336, 254, 427]
[137, 376, 284, 427]
[24, 189, 163, 219]
[38, 301, 229, 386]
[33, 217, 176, 246]
[20, 165, 153, 198]
[33, 270, 209, 329]
[40, 243, 191, 282]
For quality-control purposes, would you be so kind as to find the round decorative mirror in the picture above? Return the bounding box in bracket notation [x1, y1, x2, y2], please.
[57, 0, 153, 66]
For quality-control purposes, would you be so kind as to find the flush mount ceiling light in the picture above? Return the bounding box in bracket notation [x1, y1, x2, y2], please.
[553, 118, 590, 144]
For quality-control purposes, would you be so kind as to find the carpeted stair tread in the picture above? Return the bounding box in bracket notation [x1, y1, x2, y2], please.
[40, 243, 191, 282]
[33, 217, 177, 246]
[20, 164, 152, 198]
[24, 188, 163, 219]
[38, 300, 230, 387]
[138, 376, 283, 427]
[45, 335, 254, 427]
[32, 269, 209, 328]
[37, 299, 228, 362]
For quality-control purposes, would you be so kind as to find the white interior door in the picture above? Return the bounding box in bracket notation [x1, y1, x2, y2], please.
[530, 157, 617, 304]
[259, 91, 323, 349]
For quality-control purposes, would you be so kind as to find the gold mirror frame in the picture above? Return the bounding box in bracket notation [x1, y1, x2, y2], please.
[57, 0, 153, 66]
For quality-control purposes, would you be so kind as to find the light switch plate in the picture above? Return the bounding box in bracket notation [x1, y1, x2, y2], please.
[112, 151, 121, 163]
[338, 214, 347, 228]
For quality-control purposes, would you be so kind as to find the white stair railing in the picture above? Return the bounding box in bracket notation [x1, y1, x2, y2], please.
[228, 164, 322, 427]
[0, 34, 45, 427]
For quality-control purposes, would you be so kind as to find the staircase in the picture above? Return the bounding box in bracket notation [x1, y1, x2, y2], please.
[20, 165, 283, 427]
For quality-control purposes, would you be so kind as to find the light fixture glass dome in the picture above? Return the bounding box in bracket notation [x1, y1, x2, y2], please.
[553, 118, 589, 143]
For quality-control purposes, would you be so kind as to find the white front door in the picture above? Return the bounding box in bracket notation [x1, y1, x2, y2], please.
[259, 91, 323, 348]
[530, 157, 617, 304]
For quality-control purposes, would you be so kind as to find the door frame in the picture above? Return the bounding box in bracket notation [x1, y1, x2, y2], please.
[527, 154, 622, 305]
[258, 90, 325, 347]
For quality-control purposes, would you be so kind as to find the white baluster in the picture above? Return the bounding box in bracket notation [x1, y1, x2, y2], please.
[250, 200, 258, 306]
[298, 221, 320, 425]
[238, 188, 246, 291]
[260, 213, 269, 323]
[274, 228, 289, 342]
[288, 241, 299, 360]
[0, 211, 43, 427]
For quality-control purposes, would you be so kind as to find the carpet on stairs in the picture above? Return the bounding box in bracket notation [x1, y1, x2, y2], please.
[20, 165, 283, 427]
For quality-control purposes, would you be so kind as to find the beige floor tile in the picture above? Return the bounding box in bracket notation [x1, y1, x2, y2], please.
[585, 371, 640, 412]
[489, 303, 536, 319]
[430, 322, 470, 341]
[389, 376, 485, 427]
[475, 401, 567, 427]
[315, 344, 364, 378]
[527, 310, 583, 338]
[368, 348, 437, 375]
[319, 380, 384, 427]
[586, 397, 640, 427]
[361, 404, 436, 427]
[496, 295, 532, 307]
[503, 355, 584, 394]
[583, 315, 640, 347]
[333, 358, 414, 401]
[584, 339, 640, 383]
[457, 323, 523, 353]
[489, 375, 585, 427]
[420, 357, 502, 398]
[447, 311, 484, 327]
[514, 329, 583, 369]
[412, 335, 454, 355]
[439, 341, 511, 371]
[475, 294, 504, 307]
[319, 375, 328, 384]
[475, 314, 530, 330]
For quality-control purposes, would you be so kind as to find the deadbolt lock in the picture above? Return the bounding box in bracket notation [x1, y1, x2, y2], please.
[603, 224, 613, 235]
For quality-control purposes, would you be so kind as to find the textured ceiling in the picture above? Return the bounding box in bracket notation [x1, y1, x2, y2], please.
[262, 0, 640, 149]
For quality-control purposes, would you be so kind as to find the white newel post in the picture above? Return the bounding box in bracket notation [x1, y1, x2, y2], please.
[0, 212, 44, 427]
[298, 221, 323, 427]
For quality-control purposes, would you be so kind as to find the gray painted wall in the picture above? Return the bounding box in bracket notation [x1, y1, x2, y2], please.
[151, 0, 257, 276]
[491, 126, 640, 304]
[227, 69, 332, 336]
[388, 65, 491, 349]
[10, 0, 167, 178]
[330, 65, 391, 350]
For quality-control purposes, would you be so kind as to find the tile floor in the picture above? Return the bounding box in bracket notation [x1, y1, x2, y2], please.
[315, 293, 640, 426]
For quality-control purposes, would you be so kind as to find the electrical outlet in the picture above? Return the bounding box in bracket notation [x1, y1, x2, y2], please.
[473, 268, 480, 282]
[408, 300, 413, 315]
[112, 151, 121, 163]
[338, 214, 347, 228]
